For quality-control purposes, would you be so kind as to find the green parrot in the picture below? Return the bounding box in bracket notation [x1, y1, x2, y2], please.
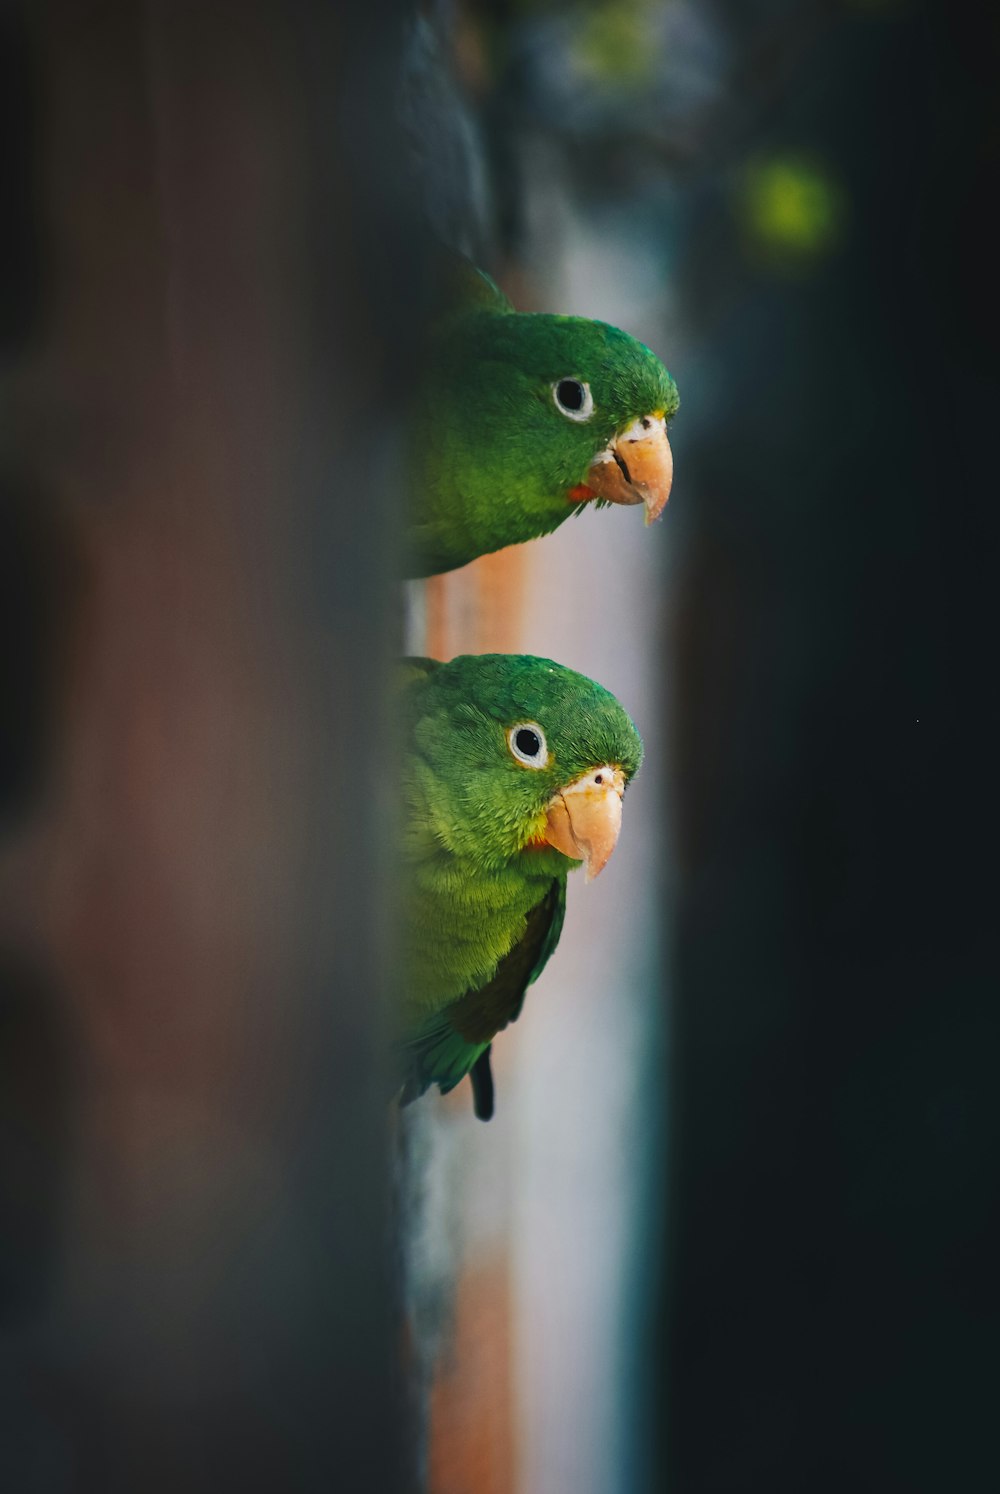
[396, 652, 644, 1119]
[406, 266, 679, 576]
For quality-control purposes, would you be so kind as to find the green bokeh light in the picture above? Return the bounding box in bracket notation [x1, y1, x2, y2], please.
[741, 156, 847, 265]
[572, 0, 659, 86]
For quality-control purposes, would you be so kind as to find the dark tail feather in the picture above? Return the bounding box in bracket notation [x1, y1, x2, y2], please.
[469, 1046, 494, 1121]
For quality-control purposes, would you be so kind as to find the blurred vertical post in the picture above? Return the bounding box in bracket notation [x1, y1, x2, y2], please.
[0, 1, 421, 1488]
[658, 5, 998, 1491]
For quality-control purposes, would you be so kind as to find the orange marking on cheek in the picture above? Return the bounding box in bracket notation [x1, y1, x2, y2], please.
[567, 484, 595, 503]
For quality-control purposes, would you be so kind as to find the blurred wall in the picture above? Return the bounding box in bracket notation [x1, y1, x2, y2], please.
[0, 3, 422, 1488]
[659, 5, 998, 1491]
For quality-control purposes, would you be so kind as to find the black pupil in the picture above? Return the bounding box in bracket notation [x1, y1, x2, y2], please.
[515, 728, 541, 758]
[557, 380, 584, 411]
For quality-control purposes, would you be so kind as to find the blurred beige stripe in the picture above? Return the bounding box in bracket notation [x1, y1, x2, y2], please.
[423, 545, 527, 661]
[429, 1255, 516, 1494]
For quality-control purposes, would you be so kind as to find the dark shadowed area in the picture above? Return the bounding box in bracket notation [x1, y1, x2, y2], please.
[659, 6, 998, 1491]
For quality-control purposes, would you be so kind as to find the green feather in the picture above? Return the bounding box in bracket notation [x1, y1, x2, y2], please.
[396, 654, 643, 1118]
[406, 267, 679, 576]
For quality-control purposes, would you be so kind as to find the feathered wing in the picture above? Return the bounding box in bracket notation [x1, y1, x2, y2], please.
[397, 878, 566, 1119]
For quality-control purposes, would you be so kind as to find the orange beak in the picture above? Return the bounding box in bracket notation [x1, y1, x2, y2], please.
[577, 414, 673, 525]
[541, 766, 626, 881]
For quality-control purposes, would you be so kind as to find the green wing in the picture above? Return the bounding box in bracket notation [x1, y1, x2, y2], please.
[398, 878, 566, 1119]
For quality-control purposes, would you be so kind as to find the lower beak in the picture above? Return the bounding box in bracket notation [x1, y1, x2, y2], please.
[541, 766, 626, 882]
[581, 416, 673, 525]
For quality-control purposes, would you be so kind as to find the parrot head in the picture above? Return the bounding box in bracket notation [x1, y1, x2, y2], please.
[405, 654, 644, 878]
[410, 304, 679, 575]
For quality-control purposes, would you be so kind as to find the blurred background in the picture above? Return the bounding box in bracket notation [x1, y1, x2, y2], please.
[1, 1, 996, 1491]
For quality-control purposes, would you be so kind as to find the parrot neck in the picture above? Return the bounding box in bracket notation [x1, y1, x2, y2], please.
[406, 482, 572, 577]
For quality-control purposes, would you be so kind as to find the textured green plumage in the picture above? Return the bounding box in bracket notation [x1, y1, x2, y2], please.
[406, 268, 679, 576]
[397, 653, 643, 1118]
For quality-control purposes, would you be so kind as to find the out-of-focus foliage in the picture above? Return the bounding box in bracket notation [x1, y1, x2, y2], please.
[572, 0, 660, 85]
[739, 155, 846, 267]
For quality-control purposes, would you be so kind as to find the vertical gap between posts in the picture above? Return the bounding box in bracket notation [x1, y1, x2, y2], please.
[413, 546, 526, 1494]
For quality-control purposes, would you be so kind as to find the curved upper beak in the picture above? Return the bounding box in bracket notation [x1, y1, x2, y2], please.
[578, 414, 673, 525]
[541, 766, 626, 882]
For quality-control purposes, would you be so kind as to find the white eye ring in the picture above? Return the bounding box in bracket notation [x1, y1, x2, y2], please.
[507, 722, 549, 768]
[552, 379, 595, 422]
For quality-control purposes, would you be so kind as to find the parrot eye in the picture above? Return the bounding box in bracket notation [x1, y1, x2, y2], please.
[553, 379, 594, 422]
[508, 723, 549, 768]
